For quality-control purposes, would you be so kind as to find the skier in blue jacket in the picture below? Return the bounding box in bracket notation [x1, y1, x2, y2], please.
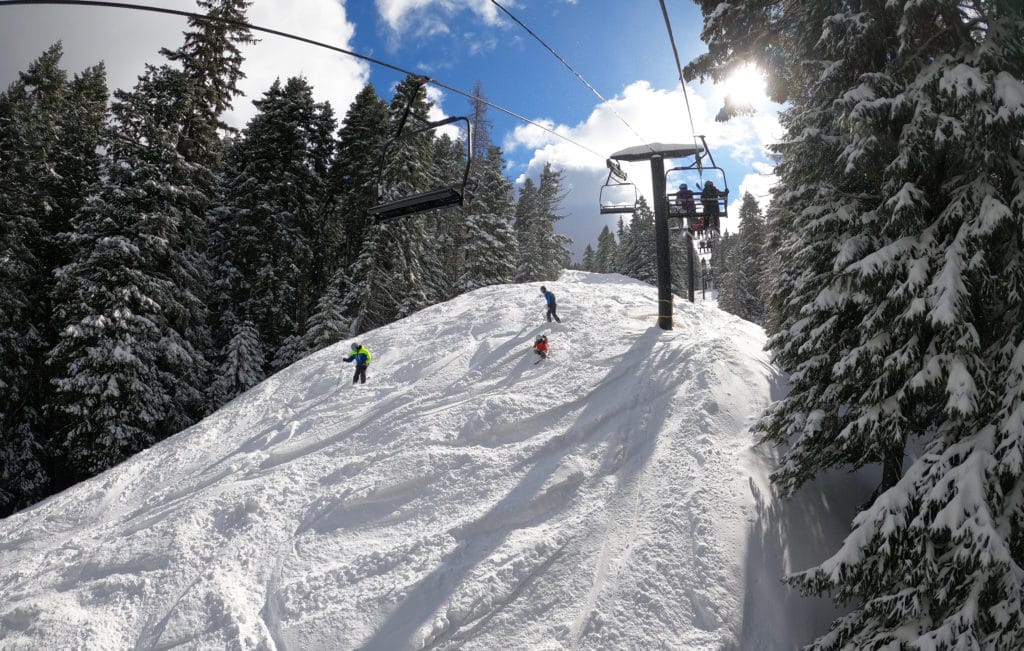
[345, 343, 371, 384]
[540, 286, 561, 323]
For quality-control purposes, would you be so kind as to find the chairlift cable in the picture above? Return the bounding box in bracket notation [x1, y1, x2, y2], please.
[488, 0, 654, 153]
[0, 0, 608, 161]
[658, 0, 699, 150]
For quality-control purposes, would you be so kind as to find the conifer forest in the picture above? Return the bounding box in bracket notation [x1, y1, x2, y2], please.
[2, 0, 1024, 648]
[0, 1, 570, 516]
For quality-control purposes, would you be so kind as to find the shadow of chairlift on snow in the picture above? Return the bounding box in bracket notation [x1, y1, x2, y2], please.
[368, 78, 475, 222]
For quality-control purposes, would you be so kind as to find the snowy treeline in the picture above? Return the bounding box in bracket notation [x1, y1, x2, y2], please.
[578, 196, 694, 299]
[579, 192, 770, 325]
[0, 0, 570, 516]
[689, 0, 1024, 647]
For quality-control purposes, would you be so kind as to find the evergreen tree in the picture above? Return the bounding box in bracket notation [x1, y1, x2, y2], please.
[301, 270, 352, 355]
[594, 224, 617, 273]
[536, 163, 573, 278]
[0, 45, 107, 513]
[581, 244, 596, 272]
[431, 133, 468, 295]
[514, 177, 543, 282]
[161, 0, 255, 167]
[620, 197, 657, 284]
[48, 65, 207, 474]
[514, 163, 571, 282]
[691, 0, 1024, 646]
[330, 83, 390, 269]
[162, 0, 255, 402]
[460, 145, 517, 292]
[212, 76, 337, 368]
[717, 193, 767, 324]
[346, 76, 436, 332]
[209, 320, 265, 405]
[469, 80, 493, 160]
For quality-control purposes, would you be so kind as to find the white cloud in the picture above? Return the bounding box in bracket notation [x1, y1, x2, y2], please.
[424, 84, 465, 141]
[726, 162, 779, 232]
[225, 0, 369, 129]
[375, 0, 502, 35]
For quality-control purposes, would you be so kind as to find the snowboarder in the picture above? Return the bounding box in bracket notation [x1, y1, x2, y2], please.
[533, 334, 549, 360]
[700, 180, 721, 232]
[540, 286, 561, 323]
[345, 342, 371, 384]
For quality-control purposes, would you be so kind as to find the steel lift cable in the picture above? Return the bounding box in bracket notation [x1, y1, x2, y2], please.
[488, 0, 654, 153]
[0, 0, 608, 162]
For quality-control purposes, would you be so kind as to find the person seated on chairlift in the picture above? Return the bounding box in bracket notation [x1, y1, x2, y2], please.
[700, 180, 722, 232]
[674, 183, 696, 215]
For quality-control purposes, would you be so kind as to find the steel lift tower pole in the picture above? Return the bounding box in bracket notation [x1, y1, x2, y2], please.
[609, 142, 704, 329]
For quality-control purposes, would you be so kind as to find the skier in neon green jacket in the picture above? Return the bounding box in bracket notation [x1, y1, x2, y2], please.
[345, 343, 371, 384]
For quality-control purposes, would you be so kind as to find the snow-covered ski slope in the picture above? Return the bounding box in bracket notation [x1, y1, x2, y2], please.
[0, 271, 860, 650]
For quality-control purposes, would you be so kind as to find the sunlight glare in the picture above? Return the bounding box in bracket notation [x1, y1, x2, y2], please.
[721, 64, 767, 108]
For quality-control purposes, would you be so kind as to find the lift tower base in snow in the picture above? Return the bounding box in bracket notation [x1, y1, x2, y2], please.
[609, 142, 704, 329]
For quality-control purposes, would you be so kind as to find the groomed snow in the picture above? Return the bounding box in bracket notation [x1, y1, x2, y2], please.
[0, 272, 870, 649]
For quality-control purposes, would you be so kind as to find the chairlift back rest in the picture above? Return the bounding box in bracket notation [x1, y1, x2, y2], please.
[370, 114, 474, 222]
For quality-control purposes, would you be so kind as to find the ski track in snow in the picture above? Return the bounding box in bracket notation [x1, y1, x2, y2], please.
[0, 272, 855, 650]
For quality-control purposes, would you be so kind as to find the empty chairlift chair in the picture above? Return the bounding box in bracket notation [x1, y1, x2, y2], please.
[368, 78, 474, 222]
[599, 159, 638, 214]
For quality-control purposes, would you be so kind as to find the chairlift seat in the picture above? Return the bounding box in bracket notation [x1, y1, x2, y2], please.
[369, 186, 464, 221]
[600, 202, 637, 215]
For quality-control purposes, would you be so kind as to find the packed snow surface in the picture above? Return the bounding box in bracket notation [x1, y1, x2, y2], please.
[0, 272, 867, 649]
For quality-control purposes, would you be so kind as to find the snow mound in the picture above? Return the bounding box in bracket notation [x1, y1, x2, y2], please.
[0, 272, 840, 649]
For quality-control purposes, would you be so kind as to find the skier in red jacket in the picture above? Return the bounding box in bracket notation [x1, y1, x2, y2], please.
[533, 335, 549, 360]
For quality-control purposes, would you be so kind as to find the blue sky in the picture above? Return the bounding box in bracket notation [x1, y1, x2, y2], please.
[0, 0, 782, 258]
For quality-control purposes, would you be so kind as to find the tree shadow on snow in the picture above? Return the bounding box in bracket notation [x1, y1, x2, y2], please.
[738, 444, 878, 649]
[356, 328, 671, 650]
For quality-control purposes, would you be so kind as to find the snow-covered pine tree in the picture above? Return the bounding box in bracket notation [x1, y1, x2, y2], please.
[161, 0, 254, 168]
[213, 77, 336, 369]
[0, 45, 108, 513]
[346, 76, 437, 332]
[515, 163, 571, 282]
[301, 269, 352, 355]
[457, 84, 516, 293]
[514, 177, 543, 282]
[161, 0, 255, 404]
[717, 193, 767, 324]
[536, 163, 573, 279]
[431, 133, 468, 296]
[669, 230, 693, 299]
[460, 145, 517, 292]
[581, 244, 596, 272]
[711, 231, 738, 307]
[594, 224, 618, 273]
[48, 65, 208, 475]
[690, 0, 1024, 646]
[620, 197, 657, 285]
[330, 83, 390, 270]
[208, 320, 265, 405]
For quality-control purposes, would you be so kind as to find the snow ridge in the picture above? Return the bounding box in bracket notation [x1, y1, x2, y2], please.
[1, 272, 802, 650]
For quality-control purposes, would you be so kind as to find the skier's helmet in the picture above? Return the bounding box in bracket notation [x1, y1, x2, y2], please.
[351, 343, 360, 351]
[535, 335, 544, 342]
[539, 286, 546, 293]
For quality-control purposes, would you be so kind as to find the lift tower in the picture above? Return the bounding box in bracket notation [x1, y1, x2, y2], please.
[608, 142, 703, 329]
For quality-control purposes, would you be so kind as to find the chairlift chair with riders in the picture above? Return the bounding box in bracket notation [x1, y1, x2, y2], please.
[368, 77, 475, 222]
[599, 158, 639, 214]
[665, 135, 729, 237]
